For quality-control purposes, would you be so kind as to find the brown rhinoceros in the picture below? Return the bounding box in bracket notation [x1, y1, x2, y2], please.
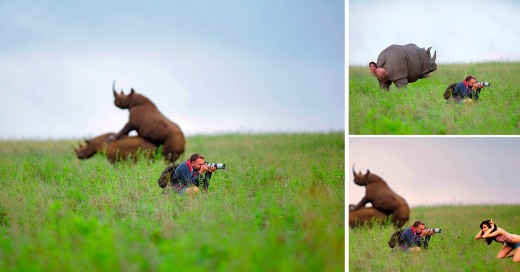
[74, 133, 157, 163]
[349, 204, 389, 228]
[376, 43, 437, 90]
[112, 81, 185, 162]
[352, 165, 410, 228]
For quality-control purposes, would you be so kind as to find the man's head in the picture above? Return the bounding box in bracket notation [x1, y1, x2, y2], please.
[413, 220, 425, 235]
[189, 153, 205, 171]
[369, 61, 377, 72]
[465, 75, 477, 87]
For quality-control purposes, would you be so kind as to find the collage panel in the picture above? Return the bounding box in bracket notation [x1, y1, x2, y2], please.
[349, 137, 520, 269]
[348, 0, 520, 270]
[349, 0, 520, 135]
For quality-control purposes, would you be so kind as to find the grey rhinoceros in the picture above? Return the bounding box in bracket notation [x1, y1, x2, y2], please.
[376, 43, 437, 90]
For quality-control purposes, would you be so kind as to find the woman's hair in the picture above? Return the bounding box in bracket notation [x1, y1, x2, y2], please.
[369, 61, 377, 67]
[480, 220, 498, 245]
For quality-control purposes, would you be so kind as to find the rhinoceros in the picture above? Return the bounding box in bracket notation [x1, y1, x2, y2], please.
[376, 43, 437, 90]
[74, 133, 157, 163]
[352, 165, 410, 228]
[349, 204, 389, 228]
[112, 81, 185, 162]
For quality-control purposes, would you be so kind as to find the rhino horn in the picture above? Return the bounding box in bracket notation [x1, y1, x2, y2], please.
[353, 163, 356, 177]
[113, 80, 117, 96]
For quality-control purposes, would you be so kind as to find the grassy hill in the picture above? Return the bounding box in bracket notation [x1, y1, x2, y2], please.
[349, 62, 520, 134]
[0, 133, 345, 271]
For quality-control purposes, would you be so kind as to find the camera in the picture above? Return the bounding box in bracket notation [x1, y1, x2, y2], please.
[205, 162, 226, 170]
[426, 228, 442, 234]
[476, 81, 491, 87]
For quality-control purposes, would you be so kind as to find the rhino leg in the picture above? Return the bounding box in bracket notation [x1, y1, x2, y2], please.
[354, 196, 370, 210]
[393, 79, 408, 89]
[391, 205, 410, 228]
[114, 122, 134, 140]
[379, 80, 391, 91]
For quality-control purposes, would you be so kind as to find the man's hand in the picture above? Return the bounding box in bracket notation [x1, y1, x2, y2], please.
[473, 83, 484, 90]
[200, 164, 217, 174]
[200, 164, 209, 174]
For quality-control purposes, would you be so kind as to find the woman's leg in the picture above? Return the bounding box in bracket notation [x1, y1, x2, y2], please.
[512, 249, 520, 262]
[497, 245, 513, 259]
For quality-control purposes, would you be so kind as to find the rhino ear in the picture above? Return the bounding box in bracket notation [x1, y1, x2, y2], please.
[366, 169, 370, 175]
[426, 47, 432, 55]
[130, 88, 135, 95]
[432, 50, 437, 62]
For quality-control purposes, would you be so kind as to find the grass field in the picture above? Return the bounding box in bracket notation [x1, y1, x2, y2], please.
[349, 205, 520, 271]
[0, 133, 345, 271]
[349, 62, 520, 135]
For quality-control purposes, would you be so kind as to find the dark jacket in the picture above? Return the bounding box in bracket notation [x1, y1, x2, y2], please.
[452, 81, 472, 100]
[399, 226, 420, 249]
[170, 160, 212, 190]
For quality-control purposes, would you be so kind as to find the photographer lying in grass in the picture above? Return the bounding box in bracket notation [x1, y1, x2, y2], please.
[476, 219, 520, 262]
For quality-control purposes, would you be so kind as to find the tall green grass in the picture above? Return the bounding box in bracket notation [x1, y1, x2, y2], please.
[349, 62, 520, 134]
[349, 205, 520, 271]
[0, 133, 345, 271]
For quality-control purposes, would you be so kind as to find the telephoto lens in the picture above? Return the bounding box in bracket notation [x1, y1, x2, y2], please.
[206, 163, 226, 169]
[427, 228, 441, 233]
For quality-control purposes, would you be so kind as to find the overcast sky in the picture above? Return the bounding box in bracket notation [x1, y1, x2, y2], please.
[349, 137, 520, 207]
[349, 0, 520, 65]
[0, 1, 344, 139]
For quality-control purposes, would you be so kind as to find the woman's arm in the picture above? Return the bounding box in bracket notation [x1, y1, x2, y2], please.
[475, 230, 484, 239]
[482, 228, 504, 238]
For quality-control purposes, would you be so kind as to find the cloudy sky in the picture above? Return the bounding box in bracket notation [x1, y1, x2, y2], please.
[349, 137, 520, 207]
[349, 0, 520, 65]
[0, 1, 344, 139]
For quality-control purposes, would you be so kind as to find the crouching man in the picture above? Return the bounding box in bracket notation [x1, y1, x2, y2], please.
[170, 153, 217, 196]
[399, 220, 436, 253]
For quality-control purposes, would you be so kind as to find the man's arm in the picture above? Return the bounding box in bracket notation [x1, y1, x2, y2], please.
[400, 228, 416, 246]
[173, 163, 198, 186]
[453, 83, 465, 98]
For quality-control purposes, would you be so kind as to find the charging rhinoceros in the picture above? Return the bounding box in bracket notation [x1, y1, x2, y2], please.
[376, 43, 437, 90]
